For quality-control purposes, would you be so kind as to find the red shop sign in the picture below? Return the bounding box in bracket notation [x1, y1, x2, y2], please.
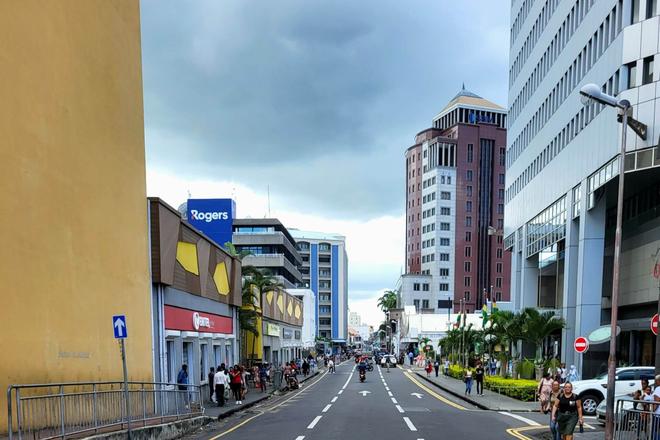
[164, 305, 233, 334]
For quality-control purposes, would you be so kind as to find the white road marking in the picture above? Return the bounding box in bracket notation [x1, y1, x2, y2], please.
[391, 397, 398, 404]
[388, 391, 393, 397]
[331, 396, 338, 403]
[498, 411, 541, 426]
[307, 416, 322, 429]
[338, 390, 343, 394]
[395, 405, 405, 413]
[295, 437, 305, 440]
[403, 417, 417, 431]
[322, 404, 332, 413]
[385, 387, 390, 391]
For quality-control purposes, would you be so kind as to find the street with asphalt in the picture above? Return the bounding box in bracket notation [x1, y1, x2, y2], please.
[183, 361, 604, 440]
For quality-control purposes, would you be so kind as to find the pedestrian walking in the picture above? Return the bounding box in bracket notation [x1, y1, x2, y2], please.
[207, 367, 215, 402]
[229, 365, 243, 404]
[558, 363, 567, 383]
[443, 358, 450, 376]
[259, 363, 269, 393]
[433, 359, 439, 377]
[213, 366, 228, 407]
[475, 362, 485, 396]
[566, 365, 579, 383]
[302, 360, 310, 377]
[551, 382, 583, 440]
[538, 372, 554, 413]
[548, 380, 561, 440]
[240, 365, 249, 400]
[425, 361, 433, 378]
[408, 351, 414, 366]
[177, 364, 189, 407]
[489, 358, 497, 376]
[464, 369, 473, 395]
[328, 358, 335, 373]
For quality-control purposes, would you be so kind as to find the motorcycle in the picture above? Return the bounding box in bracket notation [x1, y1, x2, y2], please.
[366, 362, 374, 372]
[286, 374, 299, 390]
[359, 370, 366, 383]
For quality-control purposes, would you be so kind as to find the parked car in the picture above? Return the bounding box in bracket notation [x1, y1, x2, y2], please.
[570, 367, 654, 415]
[596, 397, 635, 426]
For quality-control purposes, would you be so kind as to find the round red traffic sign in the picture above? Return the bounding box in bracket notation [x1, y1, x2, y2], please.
[652, 314, 659, 336]
[574, 336, 589, 353]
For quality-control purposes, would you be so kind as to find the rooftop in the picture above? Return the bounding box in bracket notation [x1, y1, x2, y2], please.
[289, 229, 346, 242]
[437, 84, 505, 115]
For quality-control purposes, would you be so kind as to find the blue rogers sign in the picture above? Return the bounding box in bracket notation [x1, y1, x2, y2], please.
[186, 198, 235, 247]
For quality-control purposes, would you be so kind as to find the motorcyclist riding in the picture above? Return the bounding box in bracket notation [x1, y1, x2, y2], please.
[358, 359, 367, 382]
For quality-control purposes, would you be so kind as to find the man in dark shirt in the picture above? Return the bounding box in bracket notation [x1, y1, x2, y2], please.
[208, 367, 215, 402]
[475, 362, 485, 396]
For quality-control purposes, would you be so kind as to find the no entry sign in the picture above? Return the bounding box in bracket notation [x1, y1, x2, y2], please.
[574, 336, 589, 353]
[652, 314, 659, 336]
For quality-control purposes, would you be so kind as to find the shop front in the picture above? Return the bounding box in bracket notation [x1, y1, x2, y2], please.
[281, 326, 304, 362]
[148, 198, 242, 392]
[262, 321, 282, 366]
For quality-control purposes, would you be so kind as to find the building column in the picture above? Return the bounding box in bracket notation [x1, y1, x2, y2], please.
[561, 187, 580, 367]
[574, 190, 606, 374]
[509, 228, 523, 310]
[520, 251, 539, 309]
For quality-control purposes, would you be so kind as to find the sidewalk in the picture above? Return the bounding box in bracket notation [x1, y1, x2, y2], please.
[204, 370, 321, 419]
[411, 368, 538, 412]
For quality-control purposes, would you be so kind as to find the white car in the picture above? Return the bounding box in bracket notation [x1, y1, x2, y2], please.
[596, 397, 635, 425]
[569, 367, 654, 415]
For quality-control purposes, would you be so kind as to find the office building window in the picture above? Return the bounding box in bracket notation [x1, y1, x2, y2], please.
[466, 170, 473, 181]
[464, 291, 470, 301]
[423, 283, 430, 291]
[467, 186, 472, 197]
[467, 144, 473, 163]
[439, 253, 450, 261]
[413, 299, 420, 310]
[413, 283, 420, 291]
[464, 261, 471, 272]
[464, 277, 471, 287]
[440, 238, 450, 246]
[466, 231, 472, 241]
[647, 0, 657, 18]
[631, 0, 640, 22]
[496, 291, 502, 301]
[466, 217, 472, 227]
[465, 246, 471, 257]
[496, 248, 503, 258]
[466, 201, 472, 212]
[440, 222, 451, 231]
[439, 268, 449, 276]
[496, 262, 502, 273]
[643, 56, 654, 85]
[422, 300, 430, 309]
[627, 62, 637, 89]
[441, 207, 451, 215]
[499, 173, 505, 184]
[496, 277, 502, 288]
[497, 204, 504, 214]
[441, 191, 451, 200]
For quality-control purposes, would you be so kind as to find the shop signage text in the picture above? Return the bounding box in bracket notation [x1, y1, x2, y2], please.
[265, 323, 281, 337]
[283, 328, 293, 339]
[187, 198, 235, 247]
[165, 305, 232, 334]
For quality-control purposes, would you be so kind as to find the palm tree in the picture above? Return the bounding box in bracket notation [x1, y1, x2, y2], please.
[521, 308, 566, 363]
[490, 310, 525, 377]
[377, 290, 398, 313]
[223, 242, 252, 261]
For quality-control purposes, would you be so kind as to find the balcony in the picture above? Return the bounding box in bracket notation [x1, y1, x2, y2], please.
[241, 253, 303, 283]
[232, 232, 301, 264]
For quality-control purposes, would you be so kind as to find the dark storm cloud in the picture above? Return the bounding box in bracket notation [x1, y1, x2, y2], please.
[141, 0, 509, 218]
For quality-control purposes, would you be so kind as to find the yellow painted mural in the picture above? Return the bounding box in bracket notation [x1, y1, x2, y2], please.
[0, 1, 152, 433]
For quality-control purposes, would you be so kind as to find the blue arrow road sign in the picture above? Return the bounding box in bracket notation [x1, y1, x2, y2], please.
[113, 315, 127, 339]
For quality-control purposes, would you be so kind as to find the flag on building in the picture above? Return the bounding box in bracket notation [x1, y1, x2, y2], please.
[481, 303, 488, 326]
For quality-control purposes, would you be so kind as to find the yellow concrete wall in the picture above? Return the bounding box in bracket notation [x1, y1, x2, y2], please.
[0, 1, 152, 432]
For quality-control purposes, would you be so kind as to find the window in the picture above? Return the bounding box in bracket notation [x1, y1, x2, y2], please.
[413, 299, 420, 310]
[497, 248, 503, 258]
[439, 268, 449, 276]
[440, 222, 450, 231]
[464, 291, 471, 301]
[466, 201, 472, 212]
[200, 343, 208, 381]
[422, 300, 430, 309]
[439, 253, 450, 261]
[465, 247, 471, 257]
[413, 283, 420, 291]
[320, 305, 331, 314]
[496, 277, 502, 288]
[499, 173, 505, 184]
[631, 0, 640, 22]
[166, 340, 175, 382]
[464, 261, 471, 272]
[464, 277, 471, 287]
[643, 56, 654, 85]
[441, 207, 451, 215]
[439, 283, 449, 291]
[441, 191, 451, 200]
[497, 204, 504, 214]
[467, 186, 472, 197]
[440, 238, 450, 246]
[498, 189, 504, 200]
[466, 217, 472, 227]
[467, 144, 474, 163]
[465, 231, 472, 242]
[423, 283, 430, 291]
[441, 175, 445, 184]
[627, 62, 637, 89]
[466, 170, 473, 181]
[496, 262, 503, 273]
[496, 291, 502, 301]
[647, 0, 657, 19]
[319, 243, 331, 251]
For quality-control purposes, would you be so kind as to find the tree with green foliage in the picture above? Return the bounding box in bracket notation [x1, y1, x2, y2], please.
[520, 308, 566, 363]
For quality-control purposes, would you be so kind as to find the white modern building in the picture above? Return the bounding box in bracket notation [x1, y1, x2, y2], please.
[287, 288, 318, 351]
[505, 0, 660, 377]
[291, 229, 349, 351]
[349, 311, 362, 327]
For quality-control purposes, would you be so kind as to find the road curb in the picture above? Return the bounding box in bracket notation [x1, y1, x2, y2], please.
[216, 394, 271, 420]
[413, 372, 491, 410]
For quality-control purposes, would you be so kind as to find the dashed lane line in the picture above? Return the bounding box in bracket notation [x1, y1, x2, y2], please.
[395, 405, 405, 413]
[331, 396, 338, 403]
[403, 417, 418, 431]
[391, 397, 398, 404]
[322, 404, 332, 413]
[388, 391, 393, 397]
[307, 416, 322, 429]
[295, 437, 305, 440]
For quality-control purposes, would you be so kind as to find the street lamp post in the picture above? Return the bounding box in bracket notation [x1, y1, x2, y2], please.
[579, 83, 647, 440]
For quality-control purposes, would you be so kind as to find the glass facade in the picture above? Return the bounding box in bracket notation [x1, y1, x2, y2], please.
[525, 197, 567, 257]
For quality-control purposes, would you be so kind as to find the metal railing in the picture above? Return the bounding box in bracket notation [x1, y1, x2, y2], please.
[613, 398, 660, 440]
[7, 381, 204, 440]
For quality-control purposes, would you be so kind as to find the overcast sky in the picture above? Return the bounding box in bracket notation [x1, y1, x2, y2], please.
[141, 0, 510, 328]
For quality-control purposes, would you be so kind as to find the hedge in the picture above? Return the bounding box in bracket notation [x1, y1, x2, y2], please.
[444, 364, 537, 401]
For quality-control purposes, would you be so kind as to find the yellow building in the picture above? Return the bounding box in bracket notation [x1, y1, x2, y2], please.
[0, 1, 151, 433]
